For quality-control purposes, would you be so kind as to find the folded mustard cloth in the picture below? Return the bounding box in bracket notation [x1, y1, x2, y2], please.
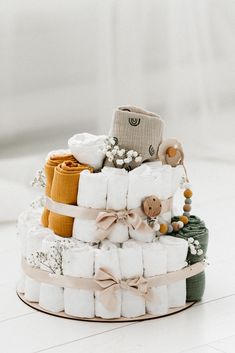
[48, 161, 93, 237]
[41, 154, 77, 227]
[105, 106, 164, 168]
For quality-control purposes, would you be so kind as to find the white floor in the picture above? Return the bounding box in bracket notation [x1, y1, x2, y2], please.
[0, 158, 235, 353]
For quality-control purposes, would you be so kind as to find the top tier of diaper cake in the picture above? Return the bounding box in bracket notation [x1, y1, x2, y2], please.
[17, 106, 209, 321]
[40, 106, 187, 243]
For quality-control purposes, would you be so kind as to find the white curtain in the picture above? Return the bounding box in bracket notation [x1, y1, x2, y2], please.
[0, 0, 234, 159]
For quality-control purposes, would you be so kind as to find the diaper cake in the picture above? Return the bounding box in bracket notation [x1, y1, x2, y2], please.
[17, 106, 209, 321]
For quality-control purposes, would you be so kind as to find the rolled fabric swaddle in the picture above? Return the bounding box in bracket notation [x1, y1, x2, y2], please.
[39, 234, 64, 312]
[95, 243, 121, 319]
[41, 153, 77, 227]
[142, 241, 168, 315]
[48, 161, 92, 237]
[159, 236, 188, 308]
[73, 170, 108, 242]
[68, 133, 107, 170]
[62, 246, 95, 318]
[172, 215, 209, 301]
[120, 240, 145, 318]
[127, 166, 156, 242]
[24, 226, 54, 302]
[102, 167, 129, 243]
[105, 106, 164, 168]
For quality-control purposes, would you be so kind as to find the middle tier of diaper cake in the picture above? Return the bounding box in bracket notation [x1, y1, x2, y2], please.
[17, 106, 207, 320]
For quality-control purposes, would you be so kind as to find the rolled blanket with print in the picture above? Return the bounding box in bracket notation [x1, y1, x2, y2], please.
[159, 236, 188, 307]
[120, 240, 145, 318]
[102, 167, 129, 243]
[24, 226, 54, 302]
[95, 244, 121, 319]
[18, 208, 42, 258]
[39, 234, 64, 313]
[62, 246, 95, 318]
[105, 106, 164, 168]
[41, 153, 77, 227]
[172, 215, 209, 301]
[73, 170, 107, 242]
[142, 241, 168, 315]
[48, 161, 92, 237]
[68, 133, 107, 170]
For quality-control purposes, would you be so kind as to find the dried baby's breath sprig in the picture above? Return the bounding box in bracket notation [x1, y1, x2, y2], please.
[27, 238, 79, 275]
[31, 169, 46, 189]
[188, 237, 203, 256]
[30, 195, 45, 209]
[101, 137, 142, 170]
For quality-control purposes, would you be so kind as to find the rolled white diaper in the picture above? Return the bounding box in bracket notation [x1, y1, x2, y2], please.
[17, 208, 42, 258]
[95, 244, 121, 318]
[159, 236, 188, 307]
[142, 241, 168, 315]
[62, 246, 95, 318]
[68, 133, 107, 170]
[24, 225, 54, 302]
[102, 167, 129, 243]
[73, 170, 108, 242]
[120, 240, 145, 318]
[39, 234, 64, 313]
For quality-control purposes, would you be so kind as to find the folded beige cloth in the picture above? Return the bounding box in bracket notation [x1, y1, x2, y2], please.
[105, 106, 164, 168]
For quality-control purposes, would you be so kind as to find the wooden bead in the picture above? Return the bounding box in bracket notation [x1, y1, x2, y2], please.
[166, 147, 177, 158]
[172, 222, 180, 232]
[143, 195, 162, 218]
[184, 189, 193, 198]
[183, 204, 191, 212]
[159, 223, 168, 234]
[185, 198, 192, 204]
[183, 212, 190, 217]
[179, 215, 189, 224]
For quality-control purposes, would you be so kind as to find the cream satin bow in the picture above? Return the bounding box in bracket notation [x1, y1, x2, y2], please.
[96, 210, 152, 241]
[94, 267, 154, 312]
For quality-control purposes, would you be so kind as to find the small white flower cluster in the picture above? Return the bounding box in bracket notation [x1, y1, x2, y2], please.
[27, 239, 78, 275]
[102, 137, 142, 169]
[31, 169, 46, 189]
[30, 195, 46, 209]
[188, 237, 203, 256]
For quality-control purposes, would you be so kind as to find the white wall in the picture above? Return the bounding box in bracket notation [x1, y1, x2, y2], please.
[0, 0, 234, 159]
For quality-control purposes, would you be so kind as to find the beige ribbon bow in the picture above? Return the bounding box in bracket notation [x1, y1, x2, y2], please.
[96, 210, 151, 241]
[94, 267, 154, 312]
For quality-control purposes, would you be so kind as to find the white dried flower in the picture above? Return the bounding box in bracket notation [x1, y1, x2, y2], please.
[117, 149, 125, 157]
[116, 159, 124, 166]
[197, 249, 203, 256]
[194, 240, 199, 246]
[188, 237, 194, 244]
[113, 145, 119, 150]
[124, 157, 132, 164]
[132, 151, 138, 157]
[127, 150, 134, 157]
[106, 151, 112, 158]
[111, 149, 117, 156]
[191, 248, 197, 255]
[109, 137, 116, 145]
[108, 156, 114, 162]
[135, 156, 142, 163]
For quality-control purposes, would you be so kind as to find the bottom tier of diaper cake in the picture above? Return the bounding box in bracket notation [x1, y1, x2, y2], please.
[17, 209, 206, 320]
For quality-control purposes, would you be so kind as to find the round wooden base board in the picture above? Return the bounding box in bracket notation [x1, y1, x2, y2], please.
[17, 291, 196, 323]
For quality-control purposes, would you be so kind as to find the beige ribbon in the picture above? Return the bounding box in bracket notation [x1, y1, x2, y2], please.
[21, 259, 206, 311]
[95, 210, 152, 241]
[94, 267, 154, 311]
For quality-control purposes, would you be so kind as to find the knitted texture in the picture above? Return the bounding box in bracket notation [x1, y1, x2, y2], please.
[41, 154, 77, 227]
[48, 161, 93, 237]
[105, 106, 164, 168]
[171, 215, 209, 301]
